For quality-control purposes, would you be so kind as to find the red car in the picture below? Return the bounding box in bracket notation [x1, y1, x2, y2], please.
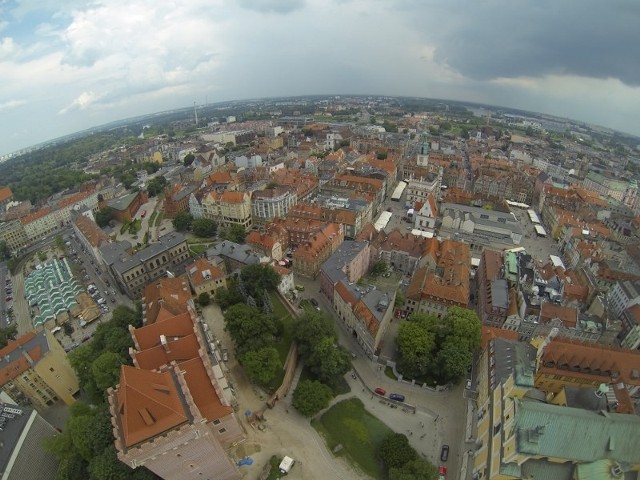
[141, 210, 147, 218]
[374, 387, 386, 396]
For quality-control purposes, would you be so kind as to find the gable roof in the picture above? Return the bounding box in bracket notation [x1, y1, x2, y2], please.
[116, 365, 189, 447]
[142, 277, 191, 324]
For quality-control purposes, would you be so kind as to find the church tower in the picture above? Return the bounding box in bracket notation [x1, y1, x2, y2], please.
[417, 130, 429, 167]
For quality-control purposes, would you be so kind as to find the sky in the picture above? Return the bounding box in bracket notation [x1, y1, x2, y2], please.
[2, 0, 640, 155]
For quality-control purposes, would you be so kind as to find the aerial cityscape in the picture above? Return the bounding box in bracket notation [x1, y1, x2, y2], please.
[1, 2, 640, 480]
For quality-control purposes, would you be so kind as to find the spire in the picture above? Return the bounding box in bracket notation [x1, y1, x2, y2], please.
[419, 130, 429, 156]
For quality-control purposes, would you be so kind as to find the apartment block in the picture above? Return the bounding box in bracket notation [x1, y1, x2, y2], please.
[0, 330, 79, 410]
[293, 222, 344, 278]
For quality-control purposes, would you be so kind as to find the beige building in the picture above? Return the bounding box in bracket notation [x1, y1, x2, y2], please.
[203, 191, 252, 230]
[0, 219, 29, 253]
[0, 330, 79, 410]
[186, 258, 227, 297]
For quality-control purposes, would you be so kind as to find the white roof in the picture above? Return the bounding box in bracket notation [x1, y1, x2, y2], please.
[410, 229, 434, 238]
[279, 456, 295, 470]
[549, 254, 565, 270]
[471, 257, 481, 267]
[374, 211, 393, 231]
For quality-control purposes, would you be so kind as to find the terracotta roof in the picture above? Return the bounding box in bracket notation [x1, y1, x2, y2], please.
[178, 357, 233, 421]
[335, 281, 358, 306]
[481, 326, 519, 350]
[58, 190, 92, 209]
[623, 304, 640, 326]
[540, 303, 578, 328]
[132, 312, 194, 351]
[186, 258, 225, 287]
[134, 333, 201, 370]
[142, 276, 191, 324]
[353, 299, 380, 337]
[72, 214, 110, 248]
[406, 239, 470, 306]
[0, 186, 13, 202]
[539, 337, 640, 387]
[20, 207, 51, 224]
[0, 332, 46, 387]
[206, 170, 233, 185]
[293, 222, 342, 262]
[116, 365, 188, 447]
[220, 191, 247, 204]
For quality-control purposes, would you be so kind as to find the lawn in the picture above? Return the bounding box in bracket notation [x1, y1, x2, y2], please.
[154, 212, 164, 227]
[148, 211, 157, 226]
[189, 244, 212, 256]
[384, 366, 397, 380]
[312, 398, 391, 479]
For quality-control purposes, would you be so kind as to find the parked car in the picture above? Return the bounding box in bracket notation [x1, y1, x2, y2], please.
[440, 445, 450, 462]
[222, 349, 229, 362]
[389, 393, 405, 402]
[466, 378, 472, 390]
[374, 387, 386, 396]
[310, 298, 320, 310]
[439, 465, 447, 479]
[295, 284, 305, 291]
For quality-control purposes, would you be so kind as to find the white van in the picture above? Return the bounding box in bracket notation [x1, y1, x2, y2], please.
[279, 456, 295, 474]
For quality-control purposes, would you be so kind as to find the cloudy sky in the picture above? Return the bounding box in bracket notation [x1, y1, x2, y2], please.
[2, 0, 640, 155]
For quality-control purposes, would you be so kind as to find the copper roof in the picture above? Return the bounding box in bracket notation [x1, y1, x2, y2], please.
[116, 365, 188, 447]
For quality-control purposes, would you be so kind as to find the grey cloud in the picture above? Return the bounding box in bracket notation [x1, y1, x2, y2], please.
[409, 0, 640, 86]
[237, 0, 305, 14]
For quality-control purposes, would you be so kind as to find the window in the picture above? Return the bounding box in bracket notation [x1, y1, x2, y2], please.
[219, 428, 226, 434]
[213, 419, 221, 425]
[49, 367, 55, 372]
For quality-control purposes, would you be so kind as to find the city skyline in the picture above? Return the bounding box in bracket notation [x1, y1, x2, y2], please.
[2, 0, 640, 155]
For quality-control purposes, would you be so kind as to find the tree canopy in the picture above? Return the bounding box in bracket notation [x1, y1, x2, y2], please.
[220, 224, 246, 243]
[292, 379, 333, 417]
[192, 218, 217, 237]
[223, 304, 281, 355]
[0, 324, 18, 349]
[95, 207, 115, 228]
[378, 432, 437, 480]
[241, 347, 282, 386]
[172, 211, 193, 232]
[396, 307, 480, 384]
[146, 175, 168, 196]
[293, 311, 350, 387]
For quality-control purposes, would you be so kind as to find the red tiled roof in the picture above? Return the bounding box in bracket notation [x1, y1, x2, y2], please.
[539, 303, 578, 328]
[116, 365, 188, 447]
[20, 207, 51, 224]
[0, 186, 13, 202]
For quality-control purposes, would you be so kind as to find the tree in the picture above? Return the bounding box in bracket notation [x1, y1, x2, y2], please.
[0, 240, 10, 260]
[241, 347, 282, 385]
[377, 152, 388, 160]
[379, 433, 416, 470]
[198, 292, 211, 306]
[396, 316, 436, 379]
[388, 458, 438, 480]
[396, 308, 480, 384]
[172, 211, 193, 232]
[240, 264, 281, 300]
[146, 175, 168, 196]
[95, 207, 114, 228]
[292, 380, 333, 417]
[293, 311, 337, 358]
[220, 224, 246, 243]
[192, 218, 217, 237]
[394, 290, 405, 308]
[224, 304, 279, 355]
[214, 283, 244, 309]
[307, 336, 351, 387]
[183, 153, 195, 167]
[370, 260, 388, 277]
[0, 324, 17, 348]
[91, 352, 124, 391]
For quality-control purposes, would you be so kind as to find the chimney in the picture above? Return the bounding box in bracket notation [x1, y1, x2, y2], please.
[160, 334, 170, 353]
